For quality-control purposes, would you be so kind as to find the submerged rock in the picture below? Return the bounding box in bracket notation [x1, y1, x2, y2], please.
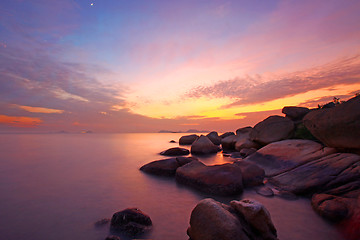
[176, 161, 243, 195]
[187, 198, 278, 240]
[179, 134, 199, 145]
[303, 95, 360, 150]
[160, 147, 189, 156]
[110, 208, 152, 236]
[250, 115, 295, 145]
[256, 186, 274, 197]
[191, 135, 220, 155]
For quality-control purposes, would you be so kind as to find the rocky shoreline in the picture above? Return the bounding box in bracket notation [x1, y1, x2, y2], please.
[103, 95, 360, 239]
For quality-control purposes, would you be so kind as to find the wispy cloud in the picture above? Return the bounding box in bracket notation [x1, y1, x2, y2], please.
[186, 55, 360, 108]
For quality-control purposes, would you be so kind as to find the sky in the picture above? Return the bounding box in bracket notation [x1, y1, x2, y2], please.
[0, 0, 360, 133]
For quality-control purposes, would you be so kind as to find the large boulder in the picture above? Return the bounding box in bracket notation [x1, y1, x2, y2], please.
[245, 139, 336, 177]
[179, 134, 199, 145]
[140, 157, 197, 176]
[110, 208, 152, 236]
[230, 199, 277, 240]
[233, 160, 265, 187]
[236, 126, 253, 136]
[234, 138, 259, 151]
[222, 135, 242, 150]
[282, 106, 310, 121]
[187, 198, 278, 240]
[160, 147, 189, 156]
[250, 115, 295, 145]
[220, 132, 235, 138]
[206, 131, 222, 145]
[303, 95, 360, 150]
[311, 194, 350, 221]
[191, 135, 220, 155]
[175, 161, 243, 195]
[222, 127, 253, 151]
[269, 153, 360, 194]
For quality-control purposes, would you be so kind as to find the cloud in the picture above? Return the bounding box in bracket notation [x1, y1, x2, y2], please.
[186, 55, 360, 108]
[0, 115, 42, 127]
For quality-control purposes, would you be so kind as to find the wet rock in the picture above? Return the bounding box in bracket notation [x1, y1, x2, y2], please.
[160, 147, 189, 156]
[311, 194, 349, 221]
[239, 148, 257, 158]
[230, 199, 277, 240]
[303, 95, 360, 150]
[140, 158, 179, 176]
[206, 131, 222, 145]
[187, 198, 250, 240]
[191, 135, 221, 155]
[233, 160, 265, 187]
[269, 153, 360, 195]
[250, 115, 295, 145]
[179, 134, 199, 145]
[282, 106, 310, 120]
[245, 139, 336, 177]
[110, 208, 152, 236]
[176, 161, 243, 195]
[220, 132, 235, 139]
[256, 186, 274, 197]
[175, 156, 198, 166]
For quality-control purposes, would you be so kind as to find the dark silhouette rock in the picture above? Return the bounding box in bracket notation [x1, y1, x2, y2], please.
[245, 139, 336, 177]
[233, 160, 265, 187]
[282, 106, 310, 120]
[206, 131, 222, 145]
[110, 208, 152, 236]
[191, 135, 220, 155]
[230, 152, 243, 158]
[160, 147, 189, 156]
[236, 126, 253, 136]
[220, 132, 235, 138]
[140, 157, 197, 176]
[221, 135, 242, 150]
[175, 156, 198, 166]
[230, 199, 277, 240]
[179, 134, 199, 145]
[303, 95, 360, 150]
[250, 115, 295, 145]
[256, 186, 274, 197]
[269, 153, 360, 194]
[169, 140, 176, 143]
[176, 161, 243, 195]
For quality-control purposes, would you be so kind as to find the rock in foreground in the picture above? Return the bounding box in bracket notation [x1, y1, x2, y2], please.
[176, 161, 243, 195]
[191, 135, 220, 155]
[110, 208, 152, 236]
[187, 198, 277, 240]
[160, 147, 189, 156]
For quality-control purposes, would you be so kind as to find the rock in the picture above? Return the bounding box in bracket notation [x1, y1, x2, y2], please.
[245, 139, 336, 177]
[105, 235, 121, 240]
[235, 126, 253, 136]
[160, 147, 189, 156]
[110, 208, 152, 236]
[222, 135, 242, 150]
[311, 194, 349, 221]
[206, 131, 222, 145]
[233, 160, 265, 187]
[140, 158, 179, 176]
[275, 190, 298, 200]
[282, 106, 310, 120]
[95, 218, 110, 227]
[220, 132, 235, 138]
[140, 157, 197, 176]
[175, 161, 243, 195]
[169, 140, 176, 143]
[239, 148, 257, 158]
[322, 102, 336, 108]
[269, 153, 360, 194]
[187, 198, 250, 240]
[250, 115, 295, 145]
[230, 152, 243, 158]
[256, 186, 274, 197]
[191, 135, 220, 155]
[303, 95, 360, 150]
[234, 138, 259, 151]
[230, 199, 278, 240]
[179, 134, 199, 145]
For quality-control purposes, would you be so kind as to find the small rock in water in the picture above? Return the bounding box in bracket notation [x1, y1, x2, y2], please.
[169, 140, 176, 143]
[105, 235, 121, 240]
[95, 218, 111, 226]
[276, 190, 298, 200]
[110, 208, 152, 236]
[160, 147, 189, 156]
[256, 186, 274, 197]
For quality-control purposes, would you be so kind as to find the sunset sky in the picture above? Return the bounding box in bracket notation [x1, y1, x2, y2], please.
[1, 0, 360, 133]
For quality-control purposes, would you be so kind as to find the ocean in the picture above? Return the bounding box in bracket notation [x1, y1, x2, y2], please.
[0, 133, 344, 240]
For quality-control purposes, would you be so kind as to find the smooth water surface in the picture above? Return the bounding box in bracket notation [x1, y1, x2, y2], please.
[0, 133, 345, 240]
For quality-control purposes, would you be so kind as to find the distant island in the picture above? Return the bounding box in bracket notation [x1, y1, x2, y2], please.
[159, 129, 209, 133]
